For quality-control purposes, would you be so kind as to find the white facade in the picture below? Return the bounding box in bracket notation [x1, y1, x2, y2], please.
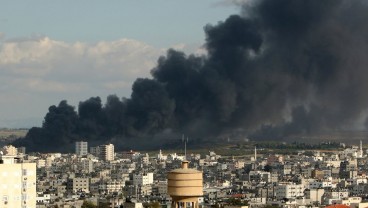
[99, 144, 114, 161]
[305, 189, 325, 204]
[0, 155, 36, 208]
[309, 181, 333, 189]
[67, 178, 89, 193]
[323, 189, 349, 204]
[275, 184, 304, 200]
[75, 141, 88, 156]
[133, 173, 154, 186]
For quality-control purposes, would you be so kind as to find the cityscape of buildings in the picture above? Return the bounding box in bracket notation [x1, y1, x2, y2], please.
[2, 1, 368, 208]
[2, 140, 368, 208]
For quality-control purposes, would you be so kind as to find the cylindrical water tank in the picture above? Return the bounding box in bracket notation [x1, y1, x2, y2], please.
[168, 161, 203, 197]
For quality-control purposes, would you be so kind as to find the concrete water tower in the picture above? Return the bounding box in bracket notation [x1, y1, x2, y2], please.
[168, 161, 203, 208]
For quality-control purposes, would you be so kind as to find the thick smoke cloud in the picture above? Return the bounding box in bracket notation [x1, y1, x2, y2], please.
[14, 0, 368, 152]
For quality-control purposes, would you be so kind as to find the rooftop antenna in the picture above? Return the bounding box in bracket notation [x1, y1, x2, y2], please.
[182, 134, 188, 160]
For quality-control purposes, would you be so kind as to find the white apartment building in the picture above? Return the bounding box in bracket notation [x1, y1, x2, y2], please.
[275, 183, 305, 200]
[0, 154, 36, 208]
[99, 144, 114, 161]
[133, 172, 154, 186]
[305, 188, 325, 204]
[75, 141, 88, 156]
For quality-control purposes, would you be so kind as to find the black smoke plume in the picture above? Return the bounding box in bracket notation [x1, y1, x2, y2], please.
[13, 0, 368, 152]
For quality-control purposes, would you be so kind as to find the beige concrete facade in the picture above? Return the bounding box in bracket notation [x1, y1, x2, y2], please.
[2, 145, 17, 156]
[168, 161, 203, 208]
[0, 155, 36, 208]
[67, 178, 90, 193]
[99, 144, 114, 161]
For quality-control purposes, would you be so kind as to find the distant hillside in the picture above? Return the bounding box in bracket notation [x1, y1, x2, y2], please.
[0, 128, 28, 146]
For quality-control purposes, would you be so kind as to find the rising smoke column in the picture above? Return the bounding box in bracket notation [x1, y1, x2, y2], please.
[14, 0, 368, 152]
[153, 0, 368, 138]
[245, 0, 368, 136]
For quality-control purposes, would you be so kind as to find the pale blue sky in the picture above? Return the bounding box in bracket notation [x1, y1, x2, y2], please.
[0, 0, 241, 128]
[0, 1, 238, 47]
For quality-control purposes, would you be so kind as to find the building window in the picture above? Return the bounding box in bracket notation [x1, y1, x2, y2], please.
[22, 194, 27, 201]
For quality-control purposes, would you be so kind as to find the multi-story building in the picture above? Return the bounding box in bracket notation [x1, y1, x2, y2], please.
[37, 159, 46, 168]
[90, 146, 100, 156]
[133, 172, 154, 186]
[249, 170, 271, 183]
[322, 189, 349, 204]
[0, 154, 36, 207]
[75, 141, 88, 156]
[81, 159, 93, 173]
[89, 178, 101, 194]
[99, 144, 114, 161]
[157, 181, 168, 195]
[99, 180, 125, 194]
[67, 178, 89, 193]
[305, 188, 325, 204]
[275, 183, 304, 200]
[312, 169, 325, 180]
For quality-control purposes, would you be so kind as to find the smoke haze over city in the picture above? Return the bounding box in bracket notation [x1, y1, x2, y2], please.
[11, 0, 368, 151]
